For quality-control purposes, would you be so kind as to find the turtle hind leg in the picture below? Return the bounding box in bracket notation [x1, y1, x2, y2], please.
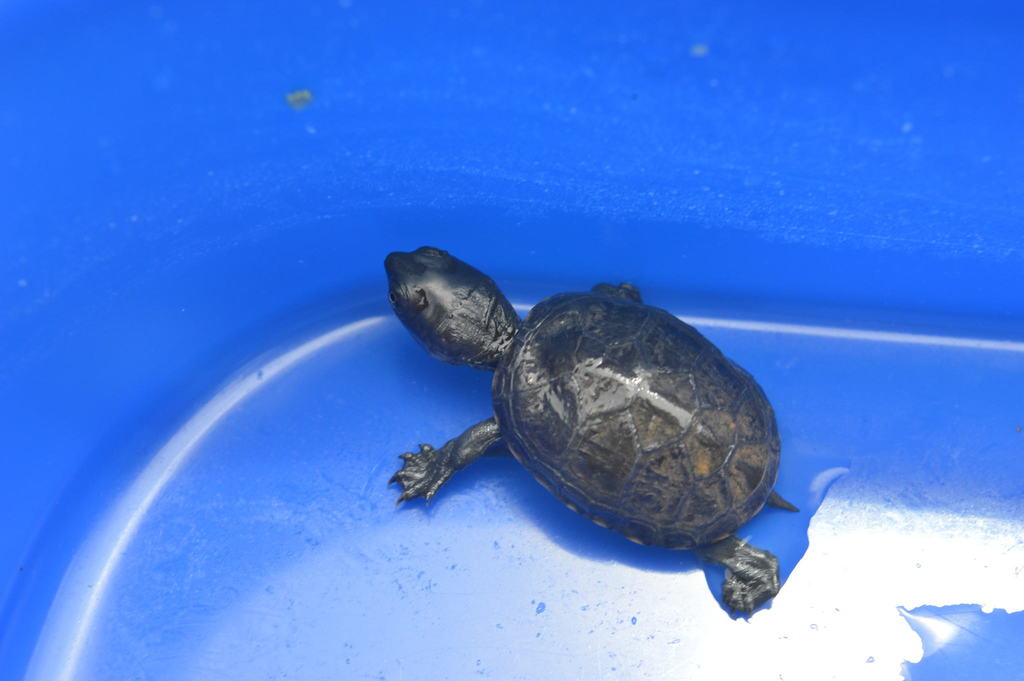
[390, 417, 501, 503]
[697, 535, 780, 615]
[591, 282, 642, 303]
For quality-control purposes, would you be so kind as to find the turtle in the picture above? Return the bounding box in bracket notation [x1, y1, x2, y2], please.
[384, 246, 798, 614]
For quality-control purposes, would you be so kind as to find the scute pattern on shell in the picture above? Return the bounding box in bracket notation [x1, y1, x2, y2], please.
[493, 292, 780, 549]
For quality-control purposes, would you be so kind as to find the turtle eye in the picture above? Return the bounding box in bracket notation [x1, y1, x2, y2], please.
[412, 288, 428, 311]
[388, 290, 398, 304]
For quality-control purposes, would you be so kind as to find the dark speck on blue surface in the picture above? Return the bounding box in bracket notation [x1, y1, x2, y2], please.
[535, 602, 546, 614]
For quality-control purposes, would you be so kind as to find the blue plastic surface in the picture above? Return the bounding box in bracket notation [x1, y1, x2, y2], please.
[2, 1, 1023, 680]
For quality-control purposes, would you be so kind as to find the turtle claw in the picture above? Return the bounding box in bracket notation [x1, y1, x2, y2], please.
[390, 443, 454, 504]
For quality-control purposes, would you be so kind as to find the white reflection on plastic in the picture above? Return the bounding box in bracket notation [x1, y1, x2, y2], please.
[897, 607, 966, 657]
[184, 492, 1024, 681]
[25, 311, 1024, 681]
[808, 467, 850, 509]
[25, 316, 388, 681]
[517, 304, 1024, 353]
[681, 316, 1024, 353]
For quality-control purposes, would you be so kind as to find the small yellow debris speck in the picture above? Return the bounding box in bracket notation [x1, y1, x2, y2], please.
[1017, 425, 1022, 433]
[690, 43, 709, 58]
[286, 89, 314, 110]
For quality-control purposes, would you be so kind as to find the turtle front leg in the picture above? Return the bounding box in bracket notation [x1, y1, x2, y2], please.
[697, 535, 781, 615]
[390, 417, 502, 503]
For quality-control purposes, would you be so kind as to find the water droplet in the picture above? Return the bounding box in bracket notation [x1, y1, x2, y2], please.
[535, 602, 546, 614]
[866, 656, 875, 663]
[631, 616, 637, 625]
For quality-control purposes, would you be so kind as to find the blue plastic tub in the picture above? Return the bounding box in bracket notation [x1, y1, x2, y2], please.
[2, 1, 1022, 680]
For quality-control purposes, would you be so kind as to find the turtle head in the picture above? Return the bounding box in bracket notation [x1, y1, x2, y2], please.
[384, 246, 519, 369]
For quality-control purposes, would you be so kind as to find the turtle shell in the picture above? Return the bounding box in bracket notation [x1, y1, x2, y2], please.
[492, 292, 780, 549]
